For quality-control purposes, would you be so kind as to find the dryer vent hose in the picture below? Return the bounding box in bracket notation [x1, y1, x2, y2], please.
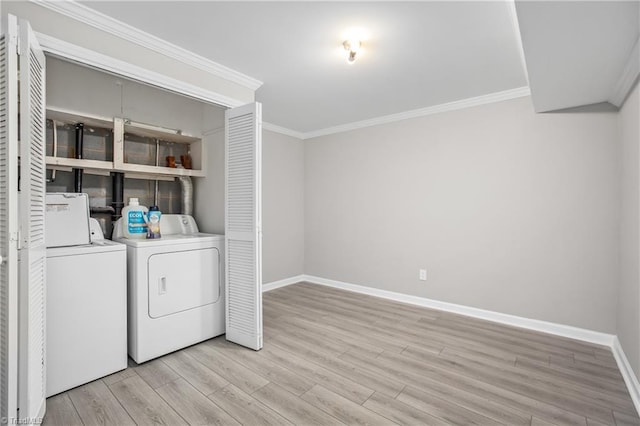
[177, 176, 193, 216]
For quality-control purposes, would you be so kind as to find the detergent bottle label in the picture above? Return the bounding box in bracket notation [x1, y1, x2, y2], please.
[146, 211, 162, 239]
[128, 210, 147, 234]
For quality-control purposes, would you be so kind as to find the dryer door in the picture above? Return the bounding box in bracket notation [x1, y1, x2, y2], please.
[147, 247, 220, 319]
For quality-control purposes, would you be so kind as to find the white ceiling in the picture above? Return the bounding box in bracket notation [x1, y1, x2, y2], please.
[78, 1, 529, 134]
[516, 0, 639, 112]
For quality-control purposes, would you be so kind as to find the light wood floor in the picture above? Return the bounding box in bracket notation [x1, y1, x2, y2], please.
[43, 282, 639, 426]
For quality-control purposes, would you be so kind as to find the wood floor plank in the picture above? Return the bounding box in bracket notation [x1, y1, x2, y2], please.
[262, 297, 333, 323]
[101, 367, 137, 386]
[260, 343, 375, 404]
[284, 294, 385, 325]
[42, 393, 83, 426]
[438, 310, 602, 357]
[268, 333, 406, 398]
[270, 323, 351, 355]
[312, 314, 411, 354]
[274, 314, 391, 355]
[290, 290, 423, 324]
[588, 417, 614, 426]
[614, 410, 640, 425]
[325, 293, 439, 321]
[397, 385, 501, 425]
[399, 321, 529, 363]
[300, 384, 397, 426]
[208, 384, 293, 426]
[362, 391, 450, 426]
[161, 350, 229, 396]
[575, 351, 619, 369]
[398, 359, 531, 425]
[319, 314, 415, 351]
[390, 344, 621, 423]
[155, 377, 240, 425]
[595, 348, 618, 364]
[253, 383, 345, 426]
[67, 380, 135, 426]
[206, 339, 313, 396]
[438, 345, 515, 367]
[185, 342, 269, 394]
[551, 355, 625, 382]
[288, 282, 439, 320]
[108, 375, 187, 426]
[350, 348, 530, 425]
[340, 344, 587, 426]
[134, 358, 179, 389]
[417, 317, 578, 361]
[438, 346, 635, 414]
[532, 416, 562, 426]
[515, 356, 630, 396]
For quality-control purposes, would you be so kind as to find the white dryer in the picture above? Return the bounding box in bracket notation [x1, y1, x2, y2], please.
[114, 215, 225, 363]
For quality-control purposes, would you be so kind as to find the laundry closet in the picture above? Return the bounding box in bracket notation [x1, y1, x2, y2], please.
[44, 56, 230, 395]
[0, 15, 263, 423]
[45, 57, 226, 236]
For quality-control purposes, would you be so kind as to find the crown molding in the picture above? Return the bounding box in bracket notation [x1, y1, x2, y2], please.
[610, 37, 639, 108]
[263, 122, 306, 140]
[37, 32, 245, 109]
[31, 0, 263, 92]
[262, 87, 531, 141]
[302, 86, 531, 140]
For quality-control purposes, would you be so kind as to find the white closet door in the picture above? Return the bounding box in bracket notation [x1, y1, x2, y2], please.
[0, 16, 20, 423]
[17, 18, 47, 421]
[225, 102, 263, 350]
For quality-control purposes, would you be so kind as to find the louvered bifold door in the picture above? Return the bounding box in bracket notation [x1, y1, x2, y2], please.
[17, 18, 47, 421]
[0, 15, 20, 423]
[225, 102, 263, 350]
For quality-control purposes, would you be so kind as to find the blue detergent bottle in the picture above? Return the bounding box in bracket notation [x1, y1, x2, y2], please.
[122, 198, 148, 239]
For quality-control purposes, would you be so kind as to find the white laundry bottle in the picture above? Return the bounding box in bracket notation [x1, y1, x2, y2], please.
[122, 198, 149, 239]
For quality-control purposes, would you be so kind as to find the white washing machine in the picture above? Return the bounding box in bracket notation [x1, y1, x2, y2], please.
[114, 215, 225, 363]
[45, 193, 127, 397]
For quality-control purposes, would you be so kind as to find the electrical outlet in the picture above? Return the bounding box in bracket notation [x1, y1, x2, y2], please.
[419, 269, 427, 281]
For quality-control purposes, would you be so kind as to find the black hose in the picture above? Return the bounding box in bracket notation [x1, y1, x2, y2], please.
[111, 172, 125, 222]
[73, 123, 84, 193]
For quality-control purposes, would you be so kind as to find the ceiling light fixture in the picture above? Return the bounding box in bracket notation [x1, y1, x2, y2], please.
[343, 39, 361, 64]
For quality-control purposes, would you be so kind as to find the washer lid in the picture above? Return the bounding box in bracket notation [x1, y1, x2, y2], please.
[46, 240, 126, 257]
[115, 233, 224, 248]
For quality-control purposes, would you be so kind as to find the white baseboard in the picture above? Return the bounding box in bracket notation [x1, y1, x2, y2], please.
[301, 275, 615, 347]
[262, 275, 306, 292]
[612, 337, 640, 412]
[262, 273, 639, 414]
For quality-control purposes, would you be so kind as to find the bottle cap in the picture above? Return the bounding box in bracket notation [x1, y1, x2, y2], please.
[149, 205, 160, 211]
[129, 198, 139, 206]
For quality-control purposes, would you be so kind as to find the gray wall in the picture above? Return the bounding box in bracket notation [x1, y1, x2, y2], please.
[618, 80, 640, 376]
[194, 130, 225, 235]
[262, 130, 305, 283]
[305, 96, 620, 333]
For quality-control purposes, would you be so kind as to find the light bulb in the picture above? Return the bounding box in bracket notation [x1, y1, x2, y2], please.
[343, 39, 362, 63]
